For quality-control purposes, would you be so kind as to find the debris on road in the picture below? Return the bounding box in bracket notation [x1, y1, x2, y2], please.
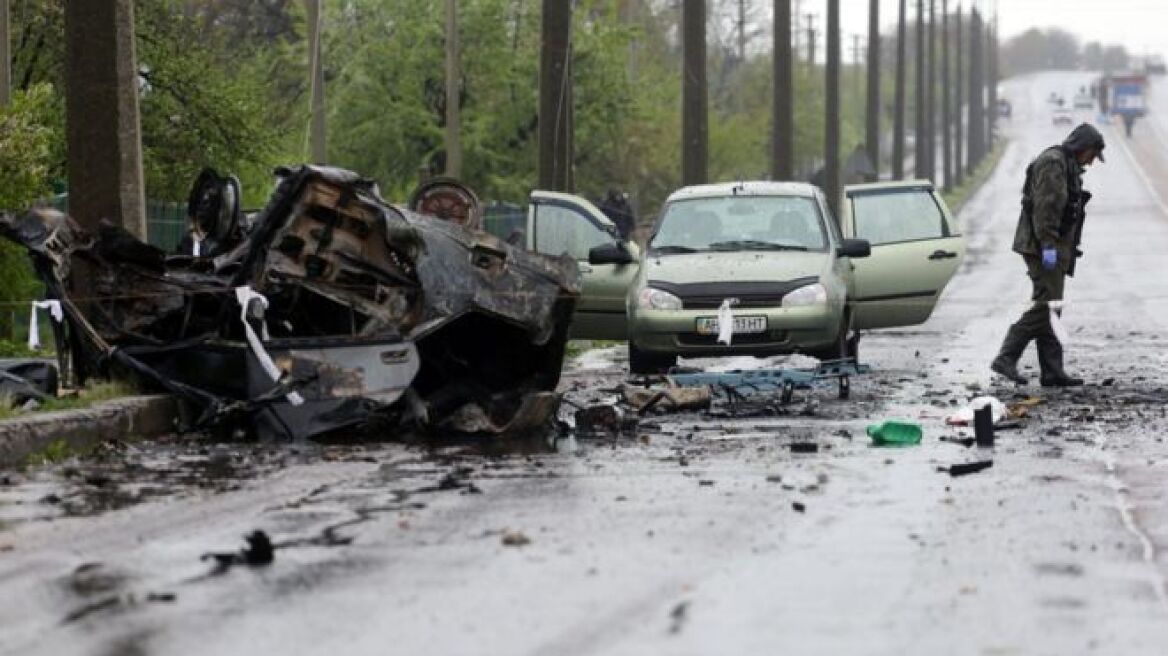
[944, 461, 994, 477]
[789, 442, 820, 453]
[574, 404, 637, 436]
[946, 397, 1008, 426]
[792, 501, 807, 513]
[202, 530, 275, 568]
[867, 420, 923, 446]
[0, 166, 580, 440]
[0, 360, 58, 408]
[621, 384, 711, 414]
[974, 405, 995, 447]
[501, 530, 531, 547]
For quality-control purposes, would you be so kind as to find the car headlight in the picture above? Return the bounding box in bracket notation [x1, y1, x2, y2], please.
[782, 283, 827, 307]
[637, 287, 683, 311]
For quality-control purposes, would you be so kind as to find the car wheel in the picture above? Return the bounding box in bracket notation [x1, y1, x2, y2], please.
[812, 311, 855, 362]
[628, 341, 676, 375]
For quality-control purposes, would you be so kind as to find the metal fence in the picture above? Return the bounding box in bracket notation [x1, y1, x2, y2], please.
[47, 194, 187, 252]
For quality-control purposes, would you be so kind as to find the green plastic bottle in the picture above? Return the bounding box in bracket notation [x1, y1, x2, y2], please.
[866, 420, 923, 446]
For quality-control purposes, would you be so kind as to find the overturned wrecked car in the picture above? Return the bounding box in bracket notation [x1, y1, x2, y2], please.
[0, 166, 580, 440]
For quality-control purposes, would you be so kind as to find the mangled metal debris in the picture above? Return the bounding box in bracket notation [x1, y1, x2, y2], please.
[0, 165, 580, 440]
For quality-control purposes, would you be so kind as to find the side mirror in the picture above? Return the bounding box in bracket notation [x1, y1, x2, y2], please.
[837, 238, 871, 259]
[588, 241, 636, 265]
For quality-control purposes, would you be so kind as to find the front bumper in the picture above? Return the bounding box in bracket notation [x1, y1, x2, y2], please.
[629, 304, 843, 357]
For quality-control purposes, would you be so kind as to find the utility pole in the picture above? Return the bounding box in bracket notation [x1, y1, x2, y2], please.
[968, 7, 984, 168]
[737, 0, 747, 65]
[987, 15, 998, 150]
[893, 0, 906, 180]
[305, 0, 326, 164]
[954, 3, 963, 182]
[825, 0, 840, 219]
[64, 0, 146, 238]
[444, 0, 461, 177]
[866, 0, 880, 181]
[926, 0, 936, 181]
[682, 0, 707, 186]
[773, 0, 794, 180]
[538, 0, 573, 191]
[851, 34, 863, 114]
[805, 13, 817, 65]
[0, 0, 10, 105]
[914, 0, 925, 179]
[941, 0, 951, 191]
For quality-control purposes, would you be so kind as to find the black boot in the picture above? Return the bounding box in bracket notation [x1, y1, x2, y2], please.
[991, 325, 1030, 385]
[1037, 337, 1083, 387]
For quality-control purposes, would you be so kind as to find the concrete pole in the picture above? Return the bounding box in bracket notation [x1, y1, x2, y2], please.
[825, 0, 840, 219]
[64, 0, 146, 238]
[941, 0, 952, 191]
[865, 0, 880, 181]
[538, 0, 573, 191]
[773, 0, 794, 180]
[914, 0, 925, 179]
[305, 0, 326, 164]
[955, 4, 963, 182]
[682, 0, 707, 186]
[0, 0, 10, 105]
[445, 0, 461, 178]
[892, 0, 907, 180]
[926, 0, 936, 181]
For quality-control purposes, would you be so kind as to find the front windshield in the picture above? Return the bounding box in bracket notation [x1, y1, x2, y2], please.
[651, 195, 827, 253]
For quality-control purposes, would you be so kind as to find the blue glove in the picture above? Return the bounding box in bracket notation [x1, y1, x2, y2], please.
[1041, 248, 1058, 270]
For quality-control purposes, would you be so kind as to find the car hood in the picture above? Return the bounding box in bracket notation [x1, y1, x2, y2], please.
[643, 250, 827, 285]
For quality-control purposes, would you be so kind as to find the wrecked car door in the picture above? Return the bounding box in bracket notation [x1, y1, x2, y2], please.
[527, 192, 639, 340]
[844, 182, 965, 329]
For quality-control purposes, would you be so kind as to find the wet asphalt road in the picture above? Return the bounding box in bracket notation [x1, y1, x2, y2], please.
[4, 72, 1168, 655]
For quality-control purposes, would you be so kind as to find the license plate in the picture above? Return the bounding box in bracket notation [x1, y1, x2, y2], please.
[695, 315, 767, 335]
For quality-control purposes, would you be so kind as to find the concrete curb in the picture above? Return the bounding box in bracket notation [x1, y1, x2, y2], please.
[0, 395, 178, 468]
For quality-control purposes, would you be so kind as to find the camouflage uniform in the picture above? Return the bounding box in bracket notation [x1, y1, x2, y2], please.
[992, 123, 1104, 386]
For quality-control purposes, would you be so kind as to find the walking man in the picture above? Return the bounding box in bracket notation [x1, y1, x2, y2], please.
[991, 123, 1105, 387]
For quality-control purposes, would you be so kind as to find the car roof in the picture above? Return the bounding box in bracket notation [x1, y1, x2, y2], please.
[844, 179, 935, 195]
[665, 181, 819, 203]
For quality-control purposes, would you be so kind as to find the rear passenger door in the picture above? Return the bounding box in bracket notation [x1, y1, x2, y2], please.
[844, 183, 966, 329]
[526, 192, 639, 340]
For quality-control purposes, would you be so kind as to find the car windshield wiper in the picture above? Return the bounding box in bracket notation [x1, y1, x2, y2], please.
[707, 240, 810, 252]
[650, 244, 702, 254]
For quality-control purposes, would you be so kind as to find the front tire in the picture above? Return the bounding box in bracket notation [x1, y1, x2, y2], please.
[628, 341, 677, 375]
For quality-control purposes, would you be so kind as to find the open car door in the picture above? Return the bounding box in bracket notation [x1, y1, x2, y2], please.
[843, 181, 965, 330]
[526, 191, 639, 340]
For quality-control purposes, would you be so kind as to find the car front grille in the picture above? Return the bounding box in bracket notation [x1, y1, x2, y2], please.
[648, 277, 819, 310]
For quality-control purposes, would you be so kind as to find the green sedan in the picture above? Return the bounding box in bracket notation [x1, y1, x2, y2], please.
[524, 180, 964, 374]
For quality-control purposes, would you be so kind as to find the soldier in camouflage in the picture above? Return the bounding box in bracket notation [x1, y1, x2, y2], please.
[991, 123, 1105, 387]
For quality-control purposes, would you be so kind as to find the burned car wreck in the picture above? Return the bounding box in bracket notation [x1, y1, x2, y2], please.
[0, 166, 580, 440]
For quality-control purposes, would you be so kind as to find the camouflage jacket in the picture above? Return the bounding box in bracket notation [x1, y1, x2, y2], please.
[1013, 146, 1084, 259]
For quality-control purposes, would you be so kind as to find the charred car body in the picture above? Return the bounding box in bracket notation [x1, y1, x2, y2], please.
[0, 166, 580, 440]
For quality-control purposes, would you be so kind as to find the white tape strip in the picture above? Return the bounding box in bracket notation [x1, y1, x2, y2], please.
[717, 298, 735, 346]
[27, 300, 63, 350]
[1049, 299, 1070, 346]
[234, 286, 303, 406]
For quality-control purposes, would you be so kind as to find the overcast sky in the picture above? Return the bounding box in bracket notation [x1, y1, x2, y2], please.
[774, 0, 1164, 59]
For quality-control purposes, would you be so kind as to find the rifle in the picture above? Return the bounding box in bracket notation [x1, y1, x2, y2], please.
[1067, 189, 1091, 277]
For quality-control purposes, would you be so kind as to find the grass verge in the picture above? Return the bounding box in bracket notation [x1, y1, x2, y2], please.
[943, 138, 1009, 215]
[0, 380, 136, 421]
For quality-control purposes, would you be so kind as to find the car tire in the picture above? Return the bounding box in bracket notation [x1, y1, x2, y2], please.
[628, 341, 676, 375]
[811, 311, 856, 362]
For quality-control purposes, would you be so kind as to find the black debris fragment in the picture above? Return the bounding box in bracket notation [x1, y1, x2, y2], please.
[789, 442, 819, 454]
[946, 461, 994, 477]
[202, 530, 275, 569]
[792, 501, 806, 513]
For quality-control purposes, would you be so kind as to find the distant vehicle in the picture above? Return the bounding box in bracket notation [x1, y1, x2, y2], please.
[1047, 92, 1065, 107]
[1073, 94, 1093, 109]
[1146, 56, 1166, 75]
[997, 98, 1012, 118]
[1052, 108, 1074, 126]
[1107, 73, 1148, 120]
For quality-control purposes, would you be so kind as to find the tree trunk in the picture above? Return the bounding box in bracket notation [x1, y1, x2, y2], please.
[968, 8, 984, 169]
[914, 0, 925, 179]
[444, 0, 461, 177]
[306, 0, 326, 164]
[954, 4, 963, 182]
